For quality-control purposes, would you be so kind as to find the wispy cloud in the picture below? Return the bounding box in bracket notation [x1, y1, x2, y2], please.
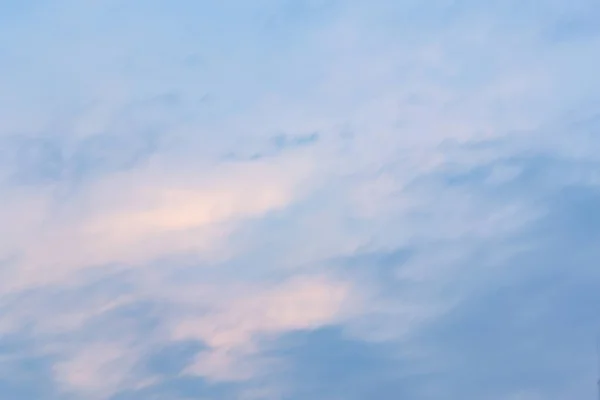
[1, 0, 600, 399]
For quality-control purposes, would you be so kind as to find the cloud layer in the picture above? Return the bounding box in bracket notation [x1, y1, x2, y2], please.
[1, 0, 600, 399]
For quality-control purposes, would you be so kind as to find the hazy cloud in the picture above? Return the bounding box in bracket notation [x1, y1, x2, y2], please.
[1, 0, 599, 399]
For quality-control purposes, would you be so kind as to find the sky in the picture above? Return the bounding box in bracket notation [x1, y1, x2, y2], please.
[1, 0, 600, 399]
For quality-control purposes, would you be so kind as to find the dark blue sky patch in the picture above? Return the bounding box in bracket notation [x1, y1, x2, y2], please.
[416, 271, 599, 399]
[271, 132, 320, 150]
[220, 132, 320, 162]
[68, 131, 160, 181]
[338, 247, 412, 270]
[410, 183, 600, 399]
[263, 326, 421, 400]
[331, 247, 414, 294]
[110, 375, 242, 400]
[0, 334, 65, 400]
[1, 130, 159, 186]
[534, 185, 600, 244]
[139, 340, 205, 377]
[2, 135, 65, 184]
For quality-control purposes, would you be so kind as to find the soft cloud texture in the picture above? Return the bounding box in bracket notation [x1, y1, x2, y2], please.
[1, 0, 600, 399]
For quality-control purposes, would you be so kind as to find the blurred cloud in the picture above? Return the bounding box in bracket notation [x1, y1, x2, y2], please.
[172, 274, 353, 382]
[1, 0, 600, 399]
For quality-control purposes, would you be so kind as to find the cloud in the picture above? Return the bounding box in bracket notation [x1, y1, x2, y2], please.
[0, 150, 315, 292]
[171, 274, 354, 382]
[1, 0, 600, 399]
[52, 342, 134, 396]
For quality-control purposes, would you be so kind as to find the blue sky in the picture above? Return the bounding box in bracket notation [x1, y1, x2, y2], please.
[1, 1, 600, 399]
